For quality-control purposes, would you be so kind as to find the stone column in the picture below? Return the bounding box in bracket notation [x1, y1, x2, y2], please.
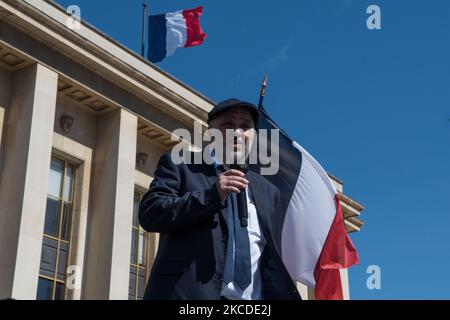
[0, 69, 11, 178]
[296, 282, 310, 300]
[83, 108, 137, 299]
[340, 268, 350, 300]
[0, 106, 5, 162]
[0, 63, 58, 299]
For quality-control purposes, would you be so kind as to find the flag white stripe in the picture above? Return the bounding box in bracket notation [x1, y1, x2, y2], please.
[281, 141, 337, 287]
[165, 11, 187, 57]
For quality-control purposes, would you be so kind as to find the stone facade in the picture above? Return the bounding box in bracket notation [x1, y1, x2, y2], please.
[0, 0, 364, 300]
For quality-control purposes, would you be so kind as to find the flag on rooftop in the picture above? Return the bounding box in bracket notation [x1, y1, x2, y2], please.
[147, 6, 207, 63]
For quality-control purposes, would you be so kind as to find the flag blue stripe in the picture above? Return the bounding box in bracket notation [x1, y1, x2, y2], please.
[250, 109, 302, 221]
[148, 14, 167, 63]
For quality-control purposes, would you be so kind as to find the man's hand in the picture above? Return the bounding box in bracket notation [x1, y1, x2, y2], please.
[216, 169, 249, 203]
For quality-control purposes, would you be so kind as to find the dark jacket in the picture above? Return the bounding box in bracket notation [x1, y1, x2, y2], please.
[139, 152, 301, 300]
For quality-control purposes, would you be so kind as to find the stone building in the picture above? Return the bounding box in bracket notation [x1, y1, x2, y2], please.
[0, 0, 364, 300]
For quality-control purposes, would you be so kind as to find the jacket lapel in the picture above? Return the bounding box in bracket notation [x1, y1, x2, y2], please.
[203, 162, 227, 221]
[204, 163, 273, 239]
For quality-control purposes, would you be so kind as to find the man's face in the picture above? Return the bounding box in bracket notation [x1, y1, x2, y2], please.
[210, 107, 256, 164]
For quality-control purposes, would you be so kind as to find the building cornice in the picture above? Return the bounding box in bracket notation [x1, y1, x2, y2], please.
[0, 0, 214, 127]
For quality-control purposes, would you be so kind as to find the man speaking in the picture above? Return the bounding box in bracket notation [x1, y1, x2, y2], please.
[138, 98, 301, 300]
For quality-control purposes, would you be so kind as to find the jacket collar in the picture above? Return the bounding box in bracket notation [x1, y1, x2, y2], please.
[205, 163, 272, 236]
[203, 161, 280, 256]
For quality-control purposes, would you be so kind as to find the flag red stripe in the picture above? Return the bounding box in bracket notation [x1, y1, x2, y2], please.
[183, 6, 207, 47]
[314, 194, 359, 300]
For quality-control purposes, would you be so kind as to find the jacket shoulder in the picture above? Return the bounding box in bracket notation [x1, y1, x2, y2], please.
[247, 169, 280, 197]
[157, 150, 205, 167]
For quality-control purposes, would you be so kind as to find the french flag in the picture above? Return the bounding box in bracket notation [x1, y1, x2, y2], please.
[254, 107, 359, 300]
[148, 6, 207, 63]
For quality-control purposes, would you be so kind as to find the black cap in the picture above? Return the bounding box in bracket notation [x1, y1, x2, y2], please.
[208, 98, 259, 124]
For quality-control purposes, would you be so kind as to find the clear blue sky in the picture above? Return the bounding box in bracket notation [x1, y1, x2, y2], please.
[55, 0, 450, 299]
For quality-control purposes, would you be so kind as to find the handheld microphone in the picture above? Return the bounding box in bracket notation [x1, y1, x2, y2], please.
[230, 162, 249, 228]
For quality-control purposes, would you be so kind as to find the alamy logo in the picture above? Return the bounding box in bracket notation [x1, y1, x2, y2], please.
[66, 265, 82, 291]
[170, 121, 280, 176]
[366, 265, 382, 290]
[66, 5, 81, 30]
[366, 5, 381, 30]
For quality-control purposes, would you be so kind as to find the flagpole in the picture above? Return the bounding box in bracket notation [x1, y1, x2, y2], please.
[258, 74, 268, 110]
[256, 74, 293, 141]
[140, 0, 148, 57]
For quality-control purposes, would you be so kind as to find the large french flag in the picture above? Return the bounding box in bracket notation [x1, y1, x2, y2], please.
[254, 107, 359, 300]
[148, 6, 207, 63]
